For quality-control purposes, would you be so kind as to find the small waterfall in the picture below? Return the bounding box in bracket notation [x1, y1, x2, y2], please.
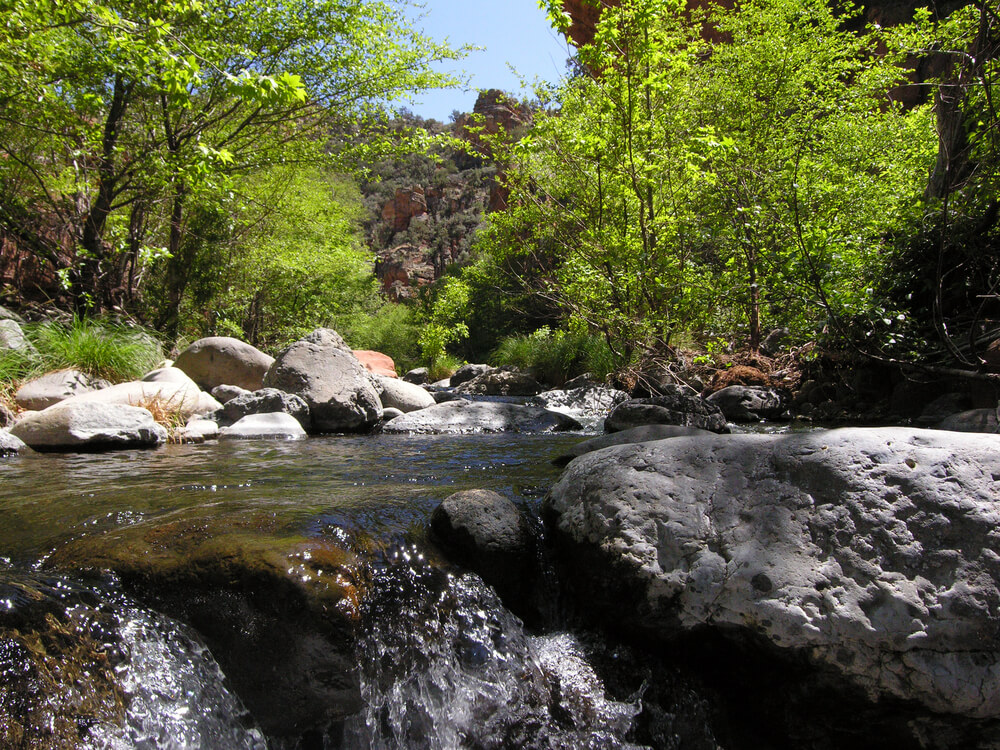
[0, 572, 265, 749]
[343, 545, 645, 749]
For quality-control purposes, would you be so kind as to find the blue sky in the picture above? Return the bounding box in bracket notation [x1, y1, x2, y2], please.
[400, 0, 572, 121]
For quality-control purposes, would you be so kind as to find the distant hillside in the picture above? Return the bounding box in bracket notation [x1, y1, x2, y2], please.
[359, 90, 532, 301]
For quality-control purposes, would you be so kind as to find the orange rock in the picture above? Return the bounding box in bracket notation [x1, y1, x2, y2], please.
[352, 349, 397, 378]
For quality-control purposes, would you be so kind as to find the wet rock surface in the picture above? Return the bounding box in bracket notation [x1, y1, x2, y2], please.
[545, 427, 1000, 739]
[0, 428, 27, 456]
[45, 512, 364, 740]
[551, 424, 712, 467]
[379, 399, 582, 434]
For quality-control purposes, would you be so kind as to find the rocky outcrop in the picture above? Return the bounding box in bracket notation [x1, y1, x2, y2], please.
[263, 330, 381, 433]
[14, 369, 110, 411]
[430, 489, 534, 607]
[545, 428, 1000, 724]
[381, 187, 428, 233]
[173, 336, 275, 391]
[219, 412, 308, 441]
[605, 394, 728, 433]
[380, 399, 582, 434]
[706, 385, 785, 422]
[10, 402, 167, 451]
[377, 376, 435, 413]
[551, 424, 711, 467]
[211, 387, 310, 430]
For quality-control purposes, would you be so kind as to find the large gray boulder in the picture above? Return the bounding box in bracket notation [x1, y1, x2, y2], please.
[377, 375, 435, 413]
[210, 387, 310, 429]
[10, 402, 167, 451]
[605, 393, 728, 433]
[551, 424, 711, 467]
[141, 366, 198, 387]
[937, 408, 999, 433]
[380, 399, 582, 434]
[15, 369, 111, 411]
[706, 385, 784, 421]
[263, 331, 381, 433]
[0, 429, 28, 456]
[52, 380, 220, 421]
[174, 336, 275, 391]
[545, 427, 1000, 720]
[218, 412, 307, 441]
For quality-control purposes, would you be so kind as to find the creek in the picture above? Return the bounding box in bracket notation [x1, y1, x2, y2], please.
[0, 433, 729, 749]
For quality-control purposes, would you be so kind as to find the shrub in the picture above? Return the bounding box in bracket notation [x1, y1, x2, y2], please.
[491, 327, 617, 385]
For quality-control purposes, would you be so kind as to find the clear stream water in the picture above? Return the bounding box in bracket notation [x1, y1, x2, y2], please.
[1, 434, 725, 749]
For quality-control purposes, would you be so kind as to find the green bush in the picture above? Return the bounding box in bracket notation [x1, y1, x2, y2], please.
[491, 327, 617, 385]
[337, 303, 422, 373]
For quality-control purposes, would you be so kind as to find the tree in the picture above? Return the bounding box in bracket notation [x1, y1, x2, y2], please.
[0, 0, 462, 320]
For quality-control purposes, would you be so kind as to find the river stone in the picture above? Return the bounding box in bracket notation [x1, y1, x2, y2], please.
[51, 380, 220, 421]
[211, 384, 251, 403]
[263, 331, 381, 433]
[219, 412, 308, 441]
[377, 375, 435, 413]
[450, 363, 492, 387]
[14, 369, 111, 411]
[530, 386, 630, 418]
[380, 399, 582, 434]
[605, 394, 728, 433]
[0, 319, 30, 351]
[937, 408, 999, 433]
[706, 385, 785, 422]
[353, 349, 397, 378]
[551, 424, 712, 467]
[0, 402, 13, 428]
[455, 369, 544, 397]
[381, 407, 404, 421]
[140, 365, 198, 386]
[544, 427, 1000, 720]
[10, 402, 167, 451]
[211, 387, 310, 429]
[1, 428, 28, 456]
[173, 418, 219, 443]
[430, 489, 534, 605]
[174, 336, 275, 391]
[402, 367, 429, 385]
[44, 511, 362, 738]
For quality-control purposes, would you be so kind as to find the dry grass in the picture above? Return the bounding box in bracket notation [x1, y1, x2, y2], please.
[136, 395, 189, 442]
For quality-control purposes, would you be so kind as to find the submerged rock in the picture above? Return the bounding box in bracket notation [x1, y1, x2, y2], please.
[15, 369, 110, 411]
[551, 424, 711, 467]
[173, 336, 275, 391]
[45, 512, 363, 739]
[10, 402, 167, 451]
[264, 329, 381, 433]
[605, 393, 728, 433]
[379, 399, 582, 434]
[545, 428, 1000, 728]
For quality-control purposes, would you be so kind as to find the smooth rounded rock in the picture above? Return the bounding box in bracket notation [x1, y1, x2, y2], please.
[52, 380, 220, 421]
[353, 350, 397, 378]
[1, 429, 28, 456]
[402, 367, 429, 385]
[10, 402, 167, 451]
[14, 369, 110, 411]
[377, 376, 435, 413]
[174, 337, 275, 391]
[173, 418, 219, 443]
[937, 408, 999, 433]
[211, 384, 251, 404]
[379, 400, 582, 434]
[706, 385, 785, 422]
[141, 366, 198, 386]
[219, 412, 307, 440]
[545, 427, 1000, 719]
[552, 424, 712, 467]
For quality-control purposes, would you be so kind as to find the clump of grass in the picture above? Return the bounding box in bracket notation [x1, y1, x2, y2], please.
[30, 316, 163, 382]
[491, 327, 617, 385]
[136, 395, 189, 443]
[427, 353, 462, 383]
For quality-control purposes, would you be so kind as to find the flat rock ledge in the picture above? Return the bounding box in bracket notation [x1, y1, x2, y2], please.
[379, 399, 582, 434]
[544, 427, 1000, 721]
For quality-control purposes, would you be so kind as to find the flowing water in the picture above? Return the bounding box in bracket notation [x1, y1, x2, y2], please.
[0, 433, 725, 748]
